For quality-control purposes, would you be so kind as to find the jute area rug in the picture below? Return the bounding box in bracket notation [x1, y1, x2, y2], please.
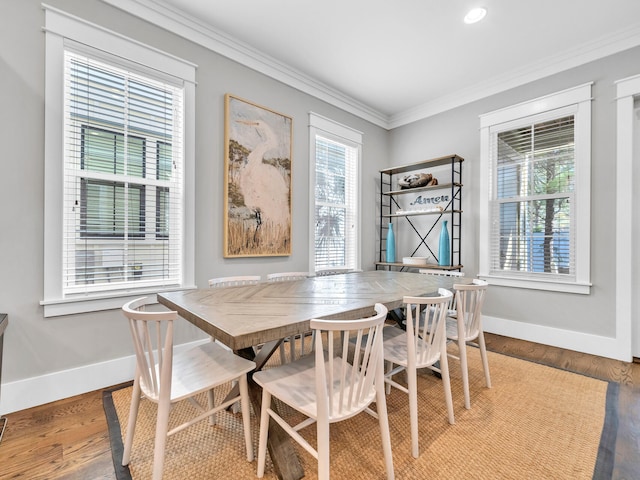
[104, 346, 616, 480]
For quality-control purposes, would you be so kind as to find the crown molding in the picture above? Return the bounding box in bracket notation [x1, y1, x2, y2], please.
[100, 0, 390, 128]
[101, 0, 640, 130]
[389, 23, 640, 129]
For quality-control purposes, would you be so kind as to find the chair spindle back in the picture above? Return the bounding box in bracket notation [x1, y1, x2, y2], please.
[123, 297, 178, 402]
[405, 289, 454, 367]
[453, 279, 488, 340]
[311, 303, 387, 420]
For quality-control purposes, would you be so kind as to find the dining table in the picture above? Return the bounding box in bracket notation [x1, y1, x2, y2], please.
[157, 270, 469, 480]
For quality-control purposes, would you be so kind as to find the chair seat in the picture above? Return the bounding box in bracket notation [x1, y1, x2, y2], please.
[146, 342, 256, 403]
[253, 354, 374, 422]
[445, 317, 475, 342]
[444, 317, 461, 339]
[122, 297, 255, 480]
[445, 279, 490, 410]
[381, 325, 441, 368]
[255, 303, 394, 480]
[374, 291, 455, 459]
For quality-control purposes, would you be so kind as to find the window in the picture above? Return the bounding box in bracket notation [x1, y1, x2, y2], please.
[79, 127, 146, 240]
[479, 84, 592, 293]
[43, 7, 195, 316]
[309, 113, 362, 273]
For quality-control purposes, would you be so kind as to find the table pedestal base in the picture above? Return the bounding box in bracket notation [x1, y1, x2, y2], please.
[237, 343, 304, 480]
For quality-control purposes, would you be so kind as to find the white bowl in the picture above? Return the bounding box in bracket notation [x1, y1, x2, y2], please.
[403, 256, 428, 265]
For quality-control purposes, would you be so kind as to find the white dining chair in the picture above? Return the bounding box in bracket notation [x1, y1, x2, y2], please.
[121, 297, 256, 480]
[208, 275, 261, 287]
[381, 289, 455, 458]
[254, 304, 394, 480]
[446, 279, 490, 410]
[266, 271, 310, 282]
[266, 272, 311, 362]
[207, 275, 261, 412]
[417, 269, 465, 277]
[314, 267, 352, 276]
[208, 275, 261, 347]
[418, 269, 465, 313]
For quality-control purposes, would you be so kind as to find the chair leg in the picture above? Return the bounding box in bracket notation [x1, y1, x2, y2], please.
[122, 378, 142, 466]
[456, 316, 471, 410]
[207, 389, 216, 425]
[231, 380, 240, 413]
[256, 389, 271, 478]
[300, 333, 307, 356]
[457, 337, 471, 410]
[152, 394, 172, 480]
[289, 335, 296, 362]
[316, 416, 330, 480]
[407, 363, 419, 459]
[478, 331, 492, 388]
[375, 368, 395, 479]
[385, 360, 392, 395]
[440, 351, 455, 425]
[238, 375, 254, 462]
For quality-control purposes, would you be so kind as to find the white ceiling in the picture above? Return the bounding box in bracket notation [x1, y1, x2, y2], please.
[109, 0, 640, 128]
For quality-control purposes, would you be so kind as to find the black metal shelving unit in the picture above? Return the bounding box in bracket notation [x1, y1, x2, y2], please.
[376, 154, 463, 272]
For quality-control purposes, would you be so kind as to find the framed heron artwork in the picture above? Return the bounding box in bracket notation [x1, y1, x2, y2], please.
[223, 94, 293, 257]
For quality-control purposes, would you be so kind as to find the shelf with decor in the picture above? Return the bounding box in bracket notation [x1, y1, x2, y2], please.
[376, 154, 463, 272]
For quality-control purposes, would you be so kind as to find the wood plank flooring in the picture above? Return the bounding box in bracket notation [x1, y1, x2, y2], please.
[484, 334, 640, 385]
[0, 334, 638, 480]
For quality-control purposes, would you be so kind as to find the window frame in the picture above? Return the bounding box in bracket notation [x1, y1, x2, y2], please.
[308, 112, 362, 274]
[78, 125, 149, 240]
[478, 83, 592, 294]
[42, 6, 196, 317]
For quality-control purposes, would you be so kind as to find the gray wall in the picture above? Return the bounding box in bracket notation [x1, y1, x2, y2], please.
[390, 46, 640, 339]
[0, 0, 388, 412]
[2, 0, 638, 413]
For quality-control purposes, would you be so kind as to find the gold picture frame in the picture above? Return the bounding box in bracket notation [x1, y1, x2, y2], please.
[223, 94, 293, 257]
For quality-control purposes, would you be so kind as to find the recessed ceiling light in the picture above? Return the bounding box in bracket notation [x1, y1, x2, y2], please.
[464, 7, 487, 24]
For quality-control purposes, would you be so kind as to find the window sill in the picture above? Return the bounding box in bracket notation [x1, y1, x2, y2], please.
[478, 274, 591, 294]
[40, 285, 197, 318]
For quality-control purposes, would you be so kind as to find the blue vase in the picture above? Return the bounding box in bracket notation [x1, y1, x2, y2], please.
[386, 222, 396, 263]
[439, 220, 450, 266]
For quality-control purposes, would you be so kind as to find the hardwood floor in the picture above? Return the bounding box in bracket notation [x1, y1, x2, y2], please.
[0, 334, 638, 480]
[0, 386, 120, 480]
[484, 333, 640, 385]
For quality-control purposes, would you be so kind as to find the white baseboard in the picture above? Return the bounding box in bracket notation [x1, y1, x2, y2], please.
[1, 319, 631, 415]
[0, 339, 208, 415]
[484, 315, 632, 362]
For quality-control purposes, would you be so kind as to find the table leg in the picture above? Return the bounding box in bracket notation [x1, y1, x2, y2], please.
[236, 343, 305, 480]
[222, 340, 284, 403]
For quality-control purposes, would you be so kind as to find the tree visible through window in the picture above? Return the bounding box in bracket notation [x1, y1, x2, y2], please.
[479, 83, 591, 293]
[309, 114, 361, 273]
[315, 138, 349, 268]
[496, 116, 574, 274]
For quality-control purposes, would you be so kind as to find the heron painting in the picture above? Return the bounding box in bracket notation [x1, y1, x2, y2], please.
[223, 94, 292, 257]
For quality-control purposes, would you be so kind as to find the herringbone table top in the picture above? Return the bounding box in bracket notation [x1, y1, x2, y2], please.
[158, 270, 466, 350]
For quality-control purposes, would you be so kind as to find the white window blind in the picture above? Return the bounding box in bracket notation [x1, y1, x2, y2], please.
[490, 115, 575, 278]
[63, 50, 184, 296]
[479, 83, 591, 293]
[314, 135, 358, 270]
[309, 113, 361, 273]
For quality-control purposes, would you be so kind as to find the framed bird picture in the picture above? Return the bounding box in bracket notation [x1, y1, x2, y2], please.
[223, 94, 293, 257]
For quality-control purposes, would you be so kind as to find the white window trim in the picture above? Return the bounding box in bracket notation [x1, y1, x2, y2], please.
[42, 6, 196, 316]
[478, 83, 592, 294]
[615, 73, 640, 359]
[308, 112, 362, 273]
